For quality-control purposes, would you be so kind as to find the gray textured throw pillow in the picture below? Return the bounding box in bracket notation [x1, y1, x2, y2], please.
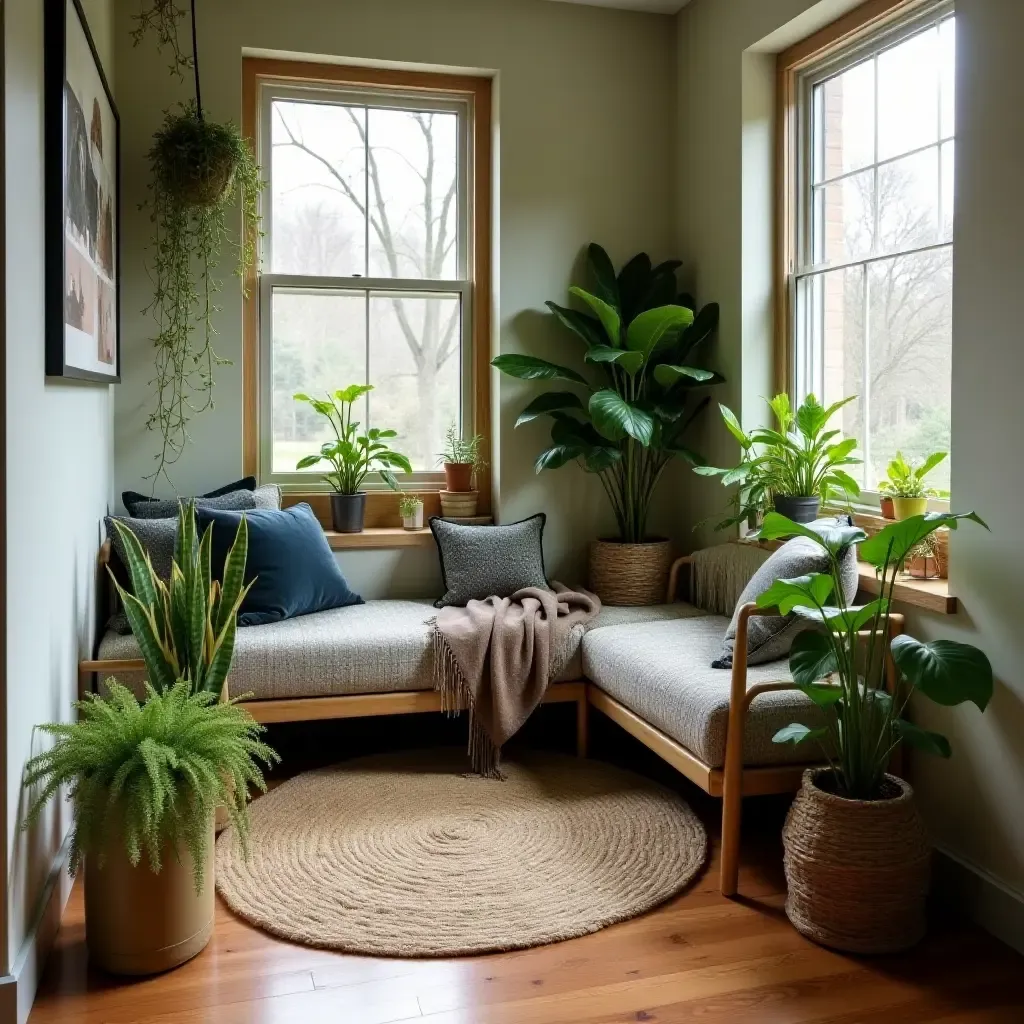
[129, 488, 258, 520]
[251, 483, 282, 510]
[430, 514, 549, 608]
[713, 518, 859, 668]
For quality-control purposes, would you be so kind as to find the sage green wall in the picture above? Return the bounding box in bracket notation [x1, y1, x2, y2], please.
[113, 0, 679, 585]
[677, 0, 1024, 947]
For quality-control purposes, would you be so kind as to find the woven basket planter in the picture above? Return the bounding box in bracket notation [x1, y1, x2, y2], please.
[782, 769, 930, 954]
[588, 539, 672, 606]
[440, 490, 478, 518]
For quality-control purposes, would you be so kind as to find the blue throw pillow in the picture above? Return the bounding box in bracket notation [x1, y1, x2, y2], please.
[197, 503, 363, 626]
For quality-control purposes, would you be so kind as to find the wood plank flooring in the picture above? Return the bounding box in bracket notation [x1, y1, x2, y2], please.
[28, 800, 1023, 1024]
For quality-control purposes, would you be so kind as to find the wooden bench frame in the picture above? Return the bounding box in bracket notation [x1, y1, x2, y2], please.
[84, 548, 902, 897]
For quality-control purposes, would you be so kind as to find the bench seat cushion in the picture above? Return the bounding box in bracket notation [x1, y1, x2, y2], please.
[96, 600, 705, 703]
[582, 616, 822, 769]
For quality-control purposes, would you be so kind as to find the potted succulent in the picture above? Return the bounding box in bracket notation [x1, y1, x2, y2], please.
[493, 244, 722, 604]
[24, 504, 277, 975]
[437, 423, 485, 517]
[398, 493, 425, 530]
[294, 386, 412, 533]
[696, 394, 862, 525]
[878, 451, 949, 520]
[756, 509, 992, 953]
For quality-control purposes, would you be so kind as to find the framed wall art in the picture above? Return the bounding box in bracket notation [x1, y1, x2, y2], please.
[45, 0, 120, 382]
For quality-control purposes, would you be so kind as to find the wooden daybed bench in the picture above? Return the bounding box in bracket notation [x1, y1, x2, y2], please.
[80, 545, 901, 896]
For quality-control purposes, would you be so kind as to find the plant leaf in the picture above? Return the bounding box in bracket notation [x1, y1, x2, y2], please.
[545, 301, 606, 350]
[625, 305, 694, 360]
[773, 723, 829, 746]
[789, 629, 838, 685]
[570, 286, 622, 347]
[757, 512, 830, 548]
[588, 390, 655, 445]
[894, 718, 952, 758]
[859, 512, 988, 568]
[653, 364, 716, 387]
[491, 353, 587, 385]
[534, 445, 583, 472]
[586, 242, 620, 308]
[585, 346, 644, 375]
[891, 636, 994, 711]
[674, 302, 719, 359]
[755, 573, 834, 614]
[514, 391, 585, 427]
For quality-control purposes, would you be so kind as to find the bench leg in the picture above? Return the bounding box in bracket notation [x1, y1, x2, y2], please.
[719, 765, 742, 897]
[576, 692, 589, 758]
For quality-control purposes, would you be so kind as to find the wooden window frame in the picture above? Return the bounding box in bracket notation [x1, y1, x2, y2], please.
[241, 58, 492, 528]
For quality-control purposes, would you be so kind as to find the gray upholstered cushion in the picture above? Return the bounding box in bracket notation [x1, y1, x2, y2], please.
[583, 616, 822, 768]
[129, 489, 257, 520]
[96, 599, 694, 703]
[715, 520, 859, 668]
[430, 514, 548, 608]
[251, 484, 282, 510]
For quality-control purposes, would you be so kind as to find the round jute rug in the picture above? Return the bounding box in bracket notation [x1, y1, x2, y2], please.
[215, 749, 706, 956]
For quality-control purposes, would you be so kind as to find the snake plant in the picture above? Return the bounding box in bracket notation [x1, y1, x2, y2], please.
[110, 500, 251, 697]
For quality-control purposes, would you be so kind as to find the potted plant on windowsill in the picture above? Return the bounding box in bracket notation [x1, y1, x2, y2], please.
[398, 493, 425, 530]
[493, 244, 723, 605]
[755, 509, 992, 953]
[294, 386, 413, 533]
[696, 394, 861, 526]
[23, 504, 277, 975]
[437, 423, 485, 518]
[879, 451, 948, 520]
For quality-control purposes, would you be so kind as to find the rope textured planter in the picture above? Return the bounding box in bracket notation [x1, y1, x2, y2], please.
[588, 539, 672, 606]
[782, 769, 930, 954]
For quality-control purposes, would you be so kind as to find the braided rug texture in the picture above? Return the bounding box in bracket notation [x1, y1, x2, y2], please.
[215, 749, 706, 956]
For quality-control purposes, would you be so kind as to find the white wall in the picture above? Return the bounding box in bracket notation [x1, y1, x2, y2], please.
[677, 0, 1024, 947]
[113, 0, 679, 587]
[3, 0, 116, 991]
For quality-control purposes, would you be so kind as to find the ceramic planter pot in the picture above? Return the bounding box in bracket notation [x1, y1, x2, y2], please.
[440, 490, 478, 518]
[773, 495, 821, 524]
[906, 553, 940, 579]
[85, 816, 215, 974]
[892, 496, 928, 520]
[782, 769, 930, 954]
[330, 492, 366, 533]
[588, 539, 673, 606]
[401, 502, 424, 530]
[880, 496, 896, 520]
[443, 462, 474, 492]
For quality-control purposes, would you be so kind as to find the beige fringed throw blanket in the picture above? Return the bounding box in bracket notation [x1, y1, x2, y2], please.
[431, 584, 601, 776]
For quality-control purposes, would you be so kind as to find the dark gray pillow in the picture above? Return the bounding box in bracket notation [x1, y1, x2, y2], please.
[122, 476, 256, 516]
[104, 516, 178, 634]
[430, 514, 548, 608]
[714, 518, 859, 668]
[128, 489, 257, 520]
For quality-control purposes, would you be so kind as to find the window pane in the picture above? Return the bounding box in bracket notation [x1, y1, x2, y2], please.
[271, 101, 367, 277]
[813, 169, 874, 264]
[877, 27, 939, 161]
[368, 293, 461, 472]
[367, 109, 459, 280]
[940, 17, 955, 138]
[865, 248, 952, 491]
[877, 148, 939, 253]
[815, 59, 875, 183]
[271, 289, 367, 475]
[941, 140, 954, 241]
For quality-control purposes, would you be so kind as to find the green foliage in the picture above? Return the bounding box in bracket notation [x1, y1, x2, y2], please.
[23, 681, 277, 893]
[492, 244, 723, 543]
[695, 394, 862, 531]
[294, 386, 412, 494]
[111, 500, 252, 698]
[398, 493, 423, 518]
[131, 1, 191, 78]
[437, 422, 487, 468]
[878, 450, 949, 499]
[755, 510, 993, 799]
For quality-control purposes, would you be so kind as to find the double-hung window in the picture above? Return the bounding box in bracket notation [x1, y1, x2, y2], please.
[246, 62, 489, 494]
[782, 2, 955, 504]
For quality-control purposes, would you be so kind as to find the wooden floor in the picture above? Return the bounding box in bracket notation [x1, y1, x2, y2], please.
[27, 800, 1024, 1024]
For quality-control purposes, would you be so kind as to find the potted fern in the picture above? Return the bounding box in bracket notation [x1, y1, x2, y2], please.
[437, 423, 486, 517]
[755, 509, 992, 953]
[23, 504, 277, 974]
[294, 386, 413, 532]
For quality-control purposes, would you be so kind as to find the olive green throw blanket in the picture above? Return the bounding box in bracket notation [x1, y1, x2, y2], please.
[431, 584, 601, 776]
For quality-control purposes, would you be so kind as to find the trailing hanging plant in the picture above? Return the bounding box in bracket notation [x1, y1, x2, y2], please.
[135, 1, 263, 486]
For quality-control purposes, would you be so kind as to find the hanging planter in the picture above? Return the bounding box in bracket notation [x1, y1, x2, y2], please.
[134, 1, 263, 485]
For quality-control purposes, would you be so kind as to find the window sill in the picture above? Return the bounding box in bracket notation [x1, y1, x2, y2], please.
[325, 527, 434, 551]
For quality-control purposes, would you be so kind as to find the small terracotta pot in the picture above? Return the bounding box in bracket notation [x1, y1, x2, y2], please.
[880, 496, 896, 520]
[440, 490, 478, 518]
[782, 769, 930, 954]
[906, 553, 940, 579]
[892, 496, 928, 520]
[443, 462, 474, 492]
[588, 539, 673, 606]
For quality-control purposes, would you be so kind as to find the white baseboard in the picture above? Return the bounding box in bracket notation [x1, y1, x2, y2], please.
[0, 836, 74, 1024]
[934, 845, 1024, 955]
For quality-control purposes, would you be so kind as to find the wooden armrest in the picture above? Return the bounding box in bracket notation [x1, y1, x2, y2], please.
[666, 555, 694, 603]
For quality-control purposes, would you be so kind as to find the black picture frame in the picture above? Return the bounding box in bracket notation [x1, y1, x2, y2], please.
[44, 0, 121, 383]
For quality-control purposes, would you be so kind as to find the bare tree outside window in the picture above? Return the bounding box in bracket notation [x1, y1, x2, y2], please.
[265, 95, 466, 475]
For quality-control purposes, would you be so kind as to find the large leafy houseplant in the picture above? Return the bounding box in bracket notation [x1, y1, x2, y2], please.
[134, 2, 263, 486]
[696, 394, 861, 527]
[756, 510, 992, 797]
[493, 244, 722, 544]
